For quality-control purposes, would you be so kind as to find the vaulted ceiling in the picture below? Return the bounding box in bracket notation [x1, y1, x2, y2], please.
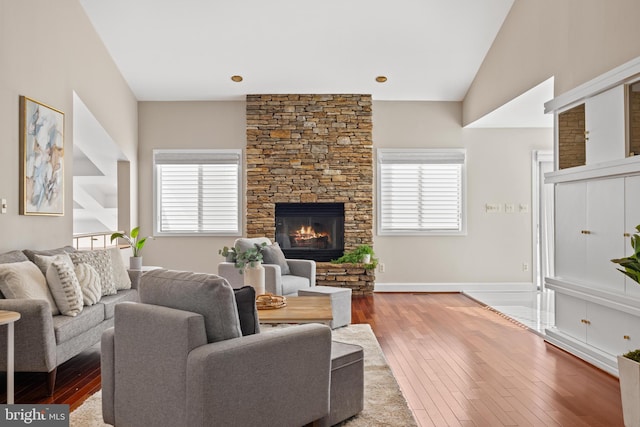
[80, 0, 515, 102]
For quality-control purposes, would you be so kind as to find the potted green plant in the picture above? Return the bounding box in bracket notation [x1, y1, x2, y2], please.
[220, 242, 267, 294]
[611, 225, 640, 283]
[611, 224, 640, 427]
[219, 242, 267, 272]
[332, 244, 378, 270]
[110, 227, 151, 270]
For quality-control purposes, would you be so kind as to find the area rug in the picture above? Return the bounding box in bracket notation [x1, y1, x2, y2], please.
[70, 324, 417, 426]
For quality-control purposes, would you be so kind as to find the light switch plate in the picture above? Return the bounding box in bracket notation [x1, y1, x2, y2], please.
[485, 203, 501, 213]
[1, 199, 6, 214]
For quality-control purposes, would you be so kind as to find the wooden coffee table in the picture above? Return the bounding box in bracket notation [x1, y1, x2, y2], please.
[258, 296, 333, 325]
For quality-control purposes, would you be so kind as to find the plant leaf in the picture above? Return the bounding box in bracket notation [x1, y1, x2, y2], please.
[110, 232, 124, 243]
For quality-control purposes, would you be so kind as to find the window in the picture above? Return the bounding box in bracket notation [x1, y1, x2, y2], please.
[377, 148, 466, 235]
[153, 149, 241, 236]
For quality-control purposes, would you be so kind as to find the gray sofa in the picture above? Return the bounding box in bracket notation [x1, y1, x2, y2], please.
[102, 269, 332, 427]
[0, 246, 139, 395]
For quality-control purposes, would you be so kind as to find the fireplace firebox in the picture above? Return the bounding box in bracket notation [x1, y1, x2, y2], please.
[275, 203, 344, 262]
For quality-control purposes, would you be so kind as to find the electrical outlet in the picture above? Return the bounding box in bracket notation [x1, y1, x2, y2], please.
[522, 263, 529, 272]
[378, 263, 385, 273]
[519, 203, 529, 213]
[505, 204, 515, 213]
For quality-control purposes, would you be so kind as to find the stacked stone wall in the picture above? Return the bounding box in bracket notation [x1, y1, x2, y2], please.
[245, 94, 375, 294]
[316, 262, 375, 295]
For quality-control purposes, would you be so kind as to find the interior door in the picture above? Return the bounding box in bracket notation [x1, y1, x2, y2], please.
[537, 157, 554, 289]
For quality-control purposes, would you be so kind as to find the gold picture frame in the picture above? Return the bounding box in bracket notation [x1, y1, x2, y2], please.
[19, 96, 65, 216]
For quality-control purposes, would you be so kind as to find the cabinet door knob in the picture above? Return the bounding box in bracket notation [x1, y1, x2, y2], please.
[624, 335, 631, 340]
[624, 233, 631, 237]
[580, 319, 591, 325]
[581, 230, 591, 235]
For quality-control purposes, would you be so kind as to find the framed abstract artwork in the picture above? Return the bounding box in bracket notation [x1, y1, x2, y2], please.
[19, 96, 65, 216]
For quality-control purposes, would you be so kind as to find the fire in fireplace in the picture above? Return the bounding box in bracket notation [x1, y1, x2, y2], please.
[275, 203, 344, 262]
[290, 225, 331, 249]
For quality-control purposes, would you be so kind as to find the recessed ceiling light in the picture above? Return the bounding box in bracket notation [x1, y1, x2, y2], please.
[375, 76, 388, 83]
[231, 75, 243, 82]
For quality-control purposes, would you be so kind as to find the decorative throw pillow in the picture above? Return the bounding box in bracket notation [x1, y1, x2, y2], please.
[46, 260, 83, 317]
[22, 246, 76, 263]
[0, 250, 29, 264]
[107, 247, 131, 290]
[261, 242, 290, 275]
[33, 253, 73, 277]
[74, 263, 102, 306]
[0, 261, 59, 315]
[233, 286, 260, 336]
[69, 250, 116, 296]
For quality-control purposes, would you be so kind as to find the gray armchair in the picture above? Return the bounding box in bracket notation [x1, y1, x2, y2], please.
[101, 269, 332, 427]
[218, 237, 316, 296]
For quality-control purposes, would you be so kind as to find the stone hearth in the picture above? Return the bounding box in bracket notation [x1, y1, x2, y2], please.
[316, 263, 375, 296]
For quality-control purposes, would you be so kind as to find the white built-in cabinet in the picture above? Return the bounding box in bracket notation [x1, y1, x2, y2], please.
[553, 292, 640, 358]
[584, 85, 626, 164]
[625, 176, 640, 300]
[544, 56, 640, 376]
[554, 178, 625, 293]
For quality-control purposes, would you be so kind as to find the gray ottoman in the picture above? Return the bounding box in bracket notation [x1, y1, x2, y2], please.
[298, 286, 351, 329]
[318, 341, 364, 427]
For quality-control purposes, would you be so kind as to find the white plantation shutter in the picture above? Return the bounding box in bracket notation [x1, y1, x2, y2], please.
[154, 150, 241, 235]
[377, 149, 466, 235]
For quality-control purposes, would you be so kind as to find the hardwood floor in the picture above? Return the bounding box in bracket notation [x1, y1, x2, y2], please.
[0, 292, 625, 425]
[355, 293, 624, 427]
[0, 343, 101, 412]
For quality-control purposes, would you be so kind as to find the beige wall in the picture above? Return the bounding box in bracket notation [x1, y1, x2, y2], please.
[373, 101, 552, 285]
[0, 0, 138, 252]
[464, 0, 640, 126]
[139, 100, 552, 285]
[138, 101, 246, 273]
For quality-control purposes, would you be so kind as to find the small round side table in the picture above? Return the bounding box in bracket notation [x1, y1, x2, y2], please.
[0, 310, 21, 404]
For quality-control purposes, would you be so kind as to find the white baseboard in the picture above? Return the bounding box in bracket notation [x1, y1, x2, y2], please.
[374, 282, 536, 293]
[544, 328, 618, 377]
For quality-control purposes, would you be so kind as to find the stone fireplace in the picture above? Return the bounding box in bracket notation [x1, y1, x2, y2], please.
[245, 94, 374, 294]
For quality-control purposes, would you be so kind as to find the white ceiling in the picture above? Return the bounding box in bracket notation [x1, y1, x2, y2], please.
[79, 0, 515, 102]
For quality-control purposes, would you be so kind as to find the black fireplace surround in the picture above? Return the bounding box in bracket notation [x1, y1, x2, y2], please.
[275, 203, 344, 262]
